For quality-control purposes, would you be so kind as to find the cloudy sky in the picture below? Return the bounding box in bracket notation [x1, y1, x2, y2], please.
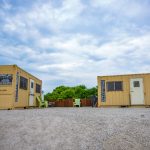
[0, 0, 150, 92]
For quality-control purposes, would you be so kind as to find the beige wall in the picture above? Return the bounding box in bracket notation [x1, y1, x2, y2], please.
[97, 74, 150, 107]
[0, 65, 42, 109]
[0, 65, 15, 109]
[14, 66, 42, 108]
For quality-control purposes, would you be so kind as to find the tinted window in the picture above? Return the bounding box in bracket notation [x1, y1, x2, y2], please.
[101, 80, 106, 102]
[107, 82, 114, 91]
[107, 81, 123, 91]
[20, 76, 28, 90]
[36, 84, 41, 93]
[31, 82, 34, 88]
[115, 81, 123, 91]
[134, 81, 140, 87]
[0, 74, 13, 85]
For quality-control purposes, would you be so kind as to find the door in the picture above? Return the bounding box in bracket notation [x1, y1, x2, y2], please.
[130, 78, 144, 105]
[29, 79, 34, 106]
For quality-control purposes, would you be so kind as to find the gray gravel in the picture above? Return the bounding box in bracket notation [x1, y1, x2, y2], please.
[0, 107, 150, 150]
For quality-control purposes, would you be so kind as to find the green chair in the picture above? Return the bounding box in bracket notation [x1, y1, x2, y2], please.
[36, 96, 48, 108]
[73, 98, 81, 107]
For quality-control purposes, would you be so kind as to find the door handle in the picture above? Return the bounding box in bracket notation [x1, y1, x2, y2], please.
[130, 91, 134, 92]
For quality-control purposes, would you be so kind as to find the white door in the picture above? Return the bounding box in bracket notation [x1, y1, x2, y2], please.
[29, 79, 34, 106]
[130, 78, 144, 105]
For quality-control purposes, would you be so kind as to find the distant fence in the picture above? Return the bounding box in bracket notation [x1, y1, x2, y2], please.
[81, 99, 92, 107]
[50, 98, 92, 107]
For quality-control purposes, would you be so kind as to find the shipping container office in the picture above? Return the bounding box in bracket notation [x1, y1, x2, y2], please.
[97, 73, 150, 107]
[0, 65, 42, 109]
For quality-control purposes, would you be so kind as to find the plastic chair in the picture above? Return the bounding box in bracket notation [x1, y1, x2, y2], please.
[73, 98, 81, 107]
[36, 96, 48, 108]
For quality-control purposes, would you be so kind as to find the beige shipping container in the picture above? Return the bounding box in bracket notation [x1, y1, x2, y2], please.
[97, 73, 150, 107]
[0, 65, 42, 109]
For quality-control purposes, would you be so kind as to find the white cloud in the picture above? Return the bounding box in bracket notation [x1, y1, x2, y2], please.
[92, 0, 117, 7]
[91, 0, 150, 19]
[1, 0, 85, 36]
[0, 0, 150, 92]
[1, 31, 150, 92]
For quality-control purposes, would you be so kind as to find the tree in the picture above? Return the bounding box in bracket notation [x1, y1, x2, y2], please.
[53, 85, 69, 94]
[86, 87, 98, 97]
[60, 89, 75, 99]
[44, 85, 98, 101]
[44, 92, 59, 101]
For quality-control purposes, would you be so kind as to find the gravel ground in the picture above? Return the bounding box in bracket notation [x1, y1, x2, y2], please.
[0, 107, 150, 150]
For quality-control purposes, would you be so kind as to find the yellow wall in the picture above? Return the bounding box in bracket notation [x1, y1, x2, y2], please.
[14, 66, 42, 108]
[0, 65, 15, 109]
[97, 73, 150, 107]
[0, 65, 42, 109]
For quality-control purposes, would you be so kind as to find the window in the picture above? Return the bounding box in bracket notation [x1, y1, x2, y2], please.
[36, 84, 41, 93]
[101, 80, 106, 102]
[107, 81, 123, 91]
[115, 81, 123, 91]
[20, 76, 28, 90]
[31, 82, 34, 88]
[0, 74, 13, 85]
[107, 82, 114, 91]
[133, 81, 140, 87]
